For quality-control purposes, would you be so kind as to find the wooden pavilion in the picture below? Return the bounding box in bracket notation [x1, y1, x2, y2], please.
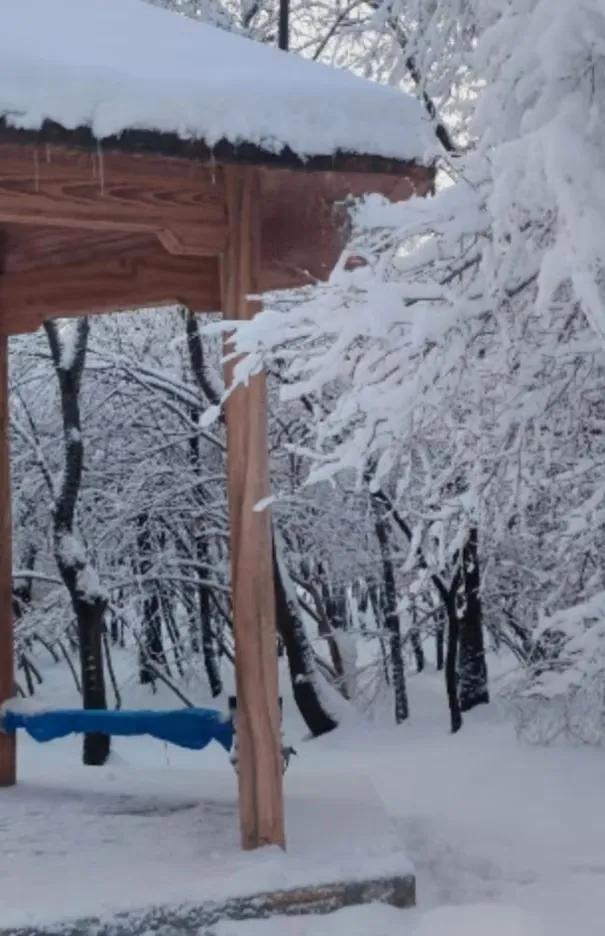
[0, 0, 434, 851]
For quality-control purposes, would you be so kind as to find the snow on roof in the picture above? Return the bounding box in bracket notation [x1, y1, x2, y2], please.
[0, 0, 435, 165]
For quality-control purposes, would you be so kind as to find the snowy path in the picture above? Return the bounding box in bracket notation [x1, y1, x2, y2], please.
[372, 682, 605, 935]
[1, 665, 604, 935]
[228, 674, 605, 935]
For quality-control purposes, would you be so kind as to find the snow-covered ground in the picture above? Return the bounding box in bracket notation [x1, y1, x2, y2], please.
[1, 656, 604, 935]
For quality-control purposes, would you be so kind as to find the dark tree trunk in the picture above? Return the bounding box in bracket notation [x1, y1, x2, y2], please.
[410, 604, 425, 673]
[184, 308, 222, 409]
[278, 0, 290, 51]
[444, 594, 463, 734]
[77, 593, 111, 764]
[44, 319, 110, 766]
[435, 607, 445, 671]
[109, 611, 120, 644]
[327, 587, 348, 632]
[182, 315, 223, 688]
[458, 528, 489, 712]
[274, 540, 337, 737]
[372, 495, 409, 723]
[197, 536, 222, 697]
[190, 614, 201, 653]
[357, 581, 369, 615]
[367, 486, 466, 732]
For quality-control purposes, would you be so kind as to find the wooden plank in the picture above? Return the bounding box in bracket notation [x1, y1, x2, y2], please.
[221, 166, 285, 850]
[0, 332, 15, 786]
[0, 143, 432, 283]
[0, 243, 221, 334]
[0, 144, 227, 255]
[2, 225, 156, 273]
[259, 166, 433, 290]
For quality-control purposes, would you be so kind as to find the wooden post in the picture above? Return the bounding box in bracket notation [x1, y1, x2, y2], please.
[0, 332, 15, 786]
[221, 167, 285, 850]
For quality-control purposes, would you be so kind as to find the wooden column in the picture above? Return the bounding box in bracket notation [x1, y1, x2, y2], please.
[221, 167, 285, 850]
[0, 332, 15, 786]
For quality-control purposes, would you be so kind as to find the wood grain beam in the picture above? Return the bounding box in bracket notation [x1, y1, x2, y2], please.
[222, 166, 285, 850]
[259, 166, 433, 291]
[0, 241, 221, 334]
[0, 144, 227, 256]
[1, 225, 152, 274]
[0, 144, 433, 286]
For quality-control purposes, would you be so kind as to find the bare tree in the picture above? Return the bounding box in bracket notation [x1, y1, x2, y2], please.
[44, 319, 110, 766]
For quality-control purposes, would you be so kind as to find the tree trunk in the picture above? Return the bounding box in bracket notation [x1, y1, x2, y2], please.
[435, 607, 445, 671]
[444, 594, 463, 734]
[410, 603, 425, 673]
[198, 535, 222, 697]
[109, 610, 120, 644]
[327, 586, 348, 632]
[183, 328, 222, 689]
[372, 495, 409, 723]
[77, 593, 111, 764]
[458, 527, 489, 712]
[44, 319, 110, 766]
[274, 539, 337, 737]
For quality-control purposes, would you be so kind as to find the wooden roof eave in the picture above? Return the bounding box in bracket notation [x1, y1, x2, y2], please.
[0, 118, 434, 178]
[0, 119, 435, 335]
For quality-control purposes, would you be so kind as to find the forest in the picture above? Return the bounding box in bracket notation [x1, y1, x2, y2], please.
[1, 2, 604, 936]
[11, 0, 605, 754]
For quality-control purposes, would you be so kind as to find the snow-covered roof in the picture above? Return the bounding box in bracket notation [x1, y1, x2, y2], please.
[0, 0, 434, 166]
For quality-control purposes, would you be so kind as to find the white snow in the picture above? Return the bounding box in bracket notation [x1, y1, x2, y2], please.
[56, 531, 85, 567]
[0, 696, 48, 717]
[0, 0, 435, 163]
[214, 903, 541, 936]
[0, 655, 411, 930]
[1, 658, 603, 935]
[0, 765, 410, 928]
